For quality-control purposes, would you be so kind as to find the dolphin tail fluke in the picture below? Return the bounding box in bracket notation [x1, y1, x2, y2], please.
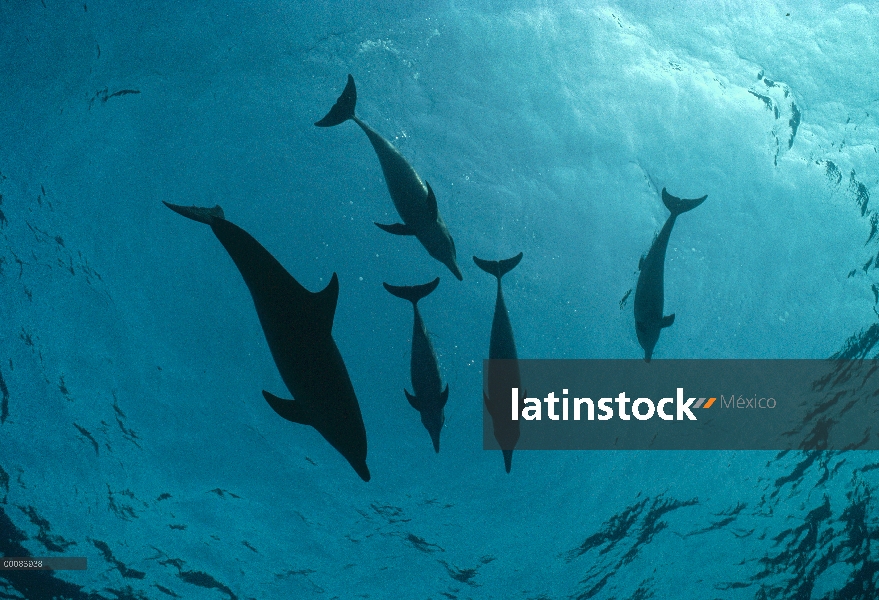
[502, 449, 513, 473]
[383, 277, 440, 305]
[315, 74, 357, 127]
[262, 390, 311, 425]
[472, 252, 523, 280]
[163, 201, 225, 224]
[661, 188, 707, 216]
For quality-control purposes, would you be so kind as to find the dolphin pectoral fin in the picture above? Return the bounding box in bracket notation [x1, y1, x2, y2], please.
[375, 222, 415, 235]
[425, 181, 438, 220]
[661, 314, 676, 328]
[314, 272, 340, 330]
[262, 390, 311, 425]
[440, 385, 449, 408]
[404, 389, 420, 411]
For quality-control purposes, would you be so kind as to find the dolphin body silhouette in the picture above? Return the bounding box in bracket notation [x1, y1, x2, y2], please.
[634, 188, 707, 362]
[383, 278, 448, 453]
[163, 202, 370, 482]
[474, 252, 523, 473]
[316, 75, 463, 280]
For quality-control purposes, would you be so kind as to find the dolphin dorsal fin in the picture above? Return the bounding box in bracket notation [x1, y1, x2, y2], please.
[661, 314, 675, 328]
[425, 182, 438, 220]
[440, 385, 449, 408]
[314, 272, 340, 332]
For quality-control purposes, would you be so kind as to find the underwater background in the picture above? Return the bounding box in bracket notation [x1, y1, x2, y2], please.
[2, 1, 879, 598]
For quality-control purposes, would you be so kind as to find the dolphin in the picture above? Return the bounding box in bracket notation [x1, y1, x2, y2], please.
[163, 202, 370, 482]
[474, 252, 523, 473]
[634, 188, 707, 362]
[315, 74, 463, 281]
[383, 277, 448, 453]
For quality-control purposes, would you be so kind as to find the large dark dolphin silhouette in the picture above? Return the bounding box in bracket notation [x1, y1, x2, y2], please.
[163, 202, 370, 481]
[383, 277, 448, 453]
[315, 74, 463, 280]
[474, 252, 523, 473]
[634, 188, 707, 362]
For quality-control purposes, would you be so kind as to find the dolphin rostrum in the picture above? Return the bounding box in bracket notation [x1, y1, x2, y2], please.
[315, 74, 463, 280]
[383, 277, 448, 453]
[163, 202, 370, 481]
[634, 188, 707, 362]
[474, 252, 523, 473]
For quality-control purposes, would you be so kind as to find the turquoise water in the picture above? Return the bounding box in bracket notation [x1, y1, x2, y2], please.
[2, 1, 878, 598]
